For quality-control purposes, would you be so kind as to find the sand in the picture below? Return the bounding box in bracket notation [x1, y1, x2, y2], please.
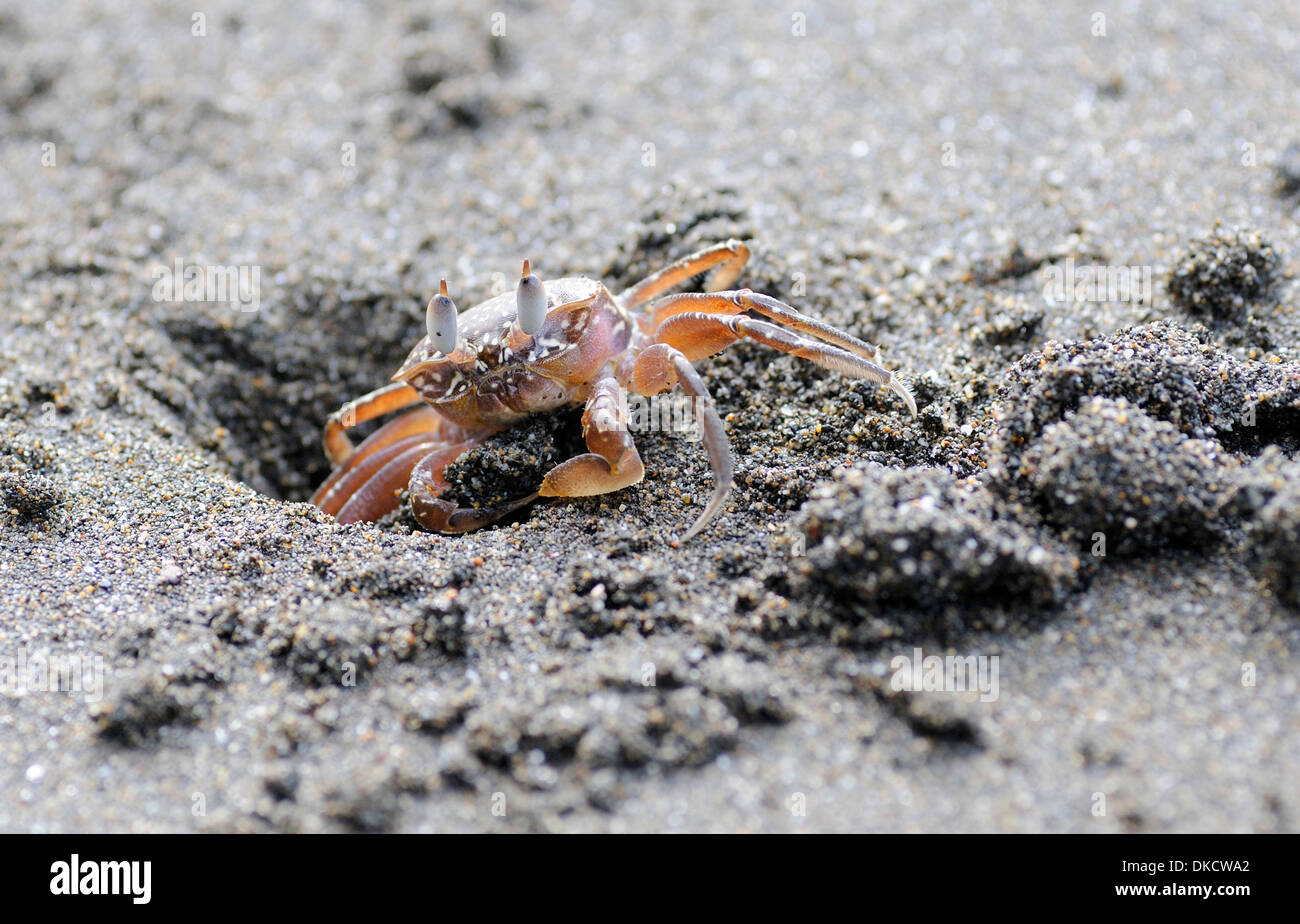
[0, 0, 1296, 831]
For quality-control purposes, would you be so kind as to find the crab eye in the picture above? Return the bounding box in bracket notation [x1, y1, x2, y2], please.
[426, 279, 458, 354]
[516, 259, 546, 335]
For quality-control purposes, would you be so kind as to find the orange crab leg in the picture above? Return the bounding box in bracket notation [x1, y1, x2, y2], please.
[315, 431, 439, 518]
[646, 289, 884, 364]
[630, 344, 733, 541]
[335, 437, 445, 524]
[620, 239, 751, 310]
[310, 405, 444, 508]
[322, 382, 424, 467]
[653, 310, 917, 416]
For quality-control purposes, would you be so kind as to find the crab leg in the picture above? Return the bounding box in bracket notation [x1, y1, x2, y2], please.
[629, 345, 733, 541]
[646, 289, 883, 363]
[538, 377, 645, 499]
[315, 428, 447, 518]
[334, 436, 444, 524]
[311, 405, 446, 508]
[653, 309, 917, 416]
[620, 239, 751, 310]
[322, 381, 425, 466]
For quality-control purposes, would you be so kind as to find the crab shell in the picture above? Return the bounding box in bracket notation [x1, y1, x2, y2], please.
[391, 277, 635, 429]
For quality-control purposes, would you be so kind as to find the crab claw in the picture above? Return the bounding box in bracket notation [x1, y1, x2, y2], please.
[426, 279, 458, 354]
[516, 259, 547, 335]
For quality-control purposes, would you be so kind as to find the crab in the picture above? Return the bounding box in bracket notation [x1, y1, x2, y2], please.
[310, 240, 916, 540]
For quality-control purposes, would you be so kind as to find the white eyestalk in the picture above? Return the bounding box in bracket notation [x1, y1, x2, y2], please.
[426, 279, 458, 354]
[516, 259, 546, 336]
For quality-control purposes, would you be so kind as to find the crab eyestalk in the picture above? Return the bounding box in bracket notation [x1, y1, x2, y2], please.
[426, 279, 458, 354]
[516, 259, 547, 336]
